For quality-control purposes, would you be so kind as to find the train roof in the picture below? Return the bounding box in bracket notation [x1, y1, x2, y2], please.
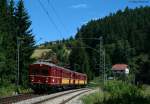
[32, 61, 56, 67]
[31, 62, 86, 76]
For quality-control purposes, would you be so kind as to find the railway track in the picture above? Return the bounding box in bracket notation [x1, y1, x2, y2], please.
[0, 93, 41, 104]
[33, 88, 91, 104]
[60, 89, 89, 104]
[1, 88, 91, 104]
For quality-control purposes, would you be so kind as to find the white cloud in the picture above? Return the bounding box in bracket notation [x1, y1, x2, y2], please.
[70, 4, 88, 9]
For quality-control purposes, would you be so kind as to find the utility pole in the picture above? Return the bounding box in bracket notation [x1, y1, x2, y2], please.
[16, 37, 24, 94]
[99, 37, 106, 87]
[103, 49, 106, 85]
[17, 37, 20, 94]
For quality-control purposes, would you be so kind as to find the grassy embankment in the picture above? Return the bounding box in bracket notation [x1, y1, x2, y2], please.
[82, 80, 150, 104]
[0, 82, 32, 97]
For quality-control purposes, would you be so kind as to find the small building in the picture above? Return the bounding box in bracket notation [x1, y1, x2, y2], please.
[112, 64, 129, 75]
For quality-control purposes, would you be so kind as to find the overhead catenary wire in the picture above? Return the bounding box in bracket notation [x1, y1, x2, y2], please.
[77, 38, 101, 54]
[47, 0, 69, 36]
[38, 0, 63, 39]
[78, 37, 106, 86]
[67, 46, 100, 53]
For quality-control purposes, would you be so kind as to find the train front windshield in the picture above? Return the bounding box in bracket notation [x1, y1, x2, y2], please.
[31, 68, 49, 76]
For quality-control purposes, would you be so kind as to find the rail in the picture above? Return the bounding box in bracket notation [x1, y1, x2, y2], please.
[34, 88, 91, 104]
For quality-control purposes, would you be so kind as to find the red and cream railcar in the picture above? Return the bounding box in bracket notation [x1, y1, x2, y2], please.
[29, 62, 87, 91]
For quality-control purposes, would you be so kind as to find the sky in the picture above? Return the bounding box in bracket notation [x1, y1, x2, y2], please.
[22, 0, 150, 44]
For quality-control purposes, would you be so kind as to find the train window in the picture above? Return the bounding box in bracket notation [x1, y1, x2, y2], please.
[31, 69, 35, 75]
[73, 73, 75, 78]
[57, 70, 60, 77]
[65, 72, 67, 78]
[56, 68, 58, 76]
[57, 70, 58, 76]
[53, 68, 56, 76]
[31, 68, 48, 76]
[67, 72, 69, 78]
[41, 69, 49, 76]
[63, 71, 65, 77]
[31, 69, 39, 75]
[55, 69, 57, 76]
[54, 69, 56, 76]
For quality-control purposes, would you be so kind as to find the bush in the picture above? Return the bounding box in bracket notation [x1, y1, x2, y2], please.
[104, 81, 141, 97]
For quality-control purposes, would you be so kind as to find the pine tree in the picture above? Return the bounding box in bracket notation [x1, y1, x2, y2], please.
[0, 0, 16, 82]
[15, 0, 35, 85]
[0, 0, 7, 16]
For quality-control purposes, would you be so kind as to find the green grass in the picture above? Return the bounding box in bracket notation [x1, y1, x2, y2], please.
[82, 80, 150, 104]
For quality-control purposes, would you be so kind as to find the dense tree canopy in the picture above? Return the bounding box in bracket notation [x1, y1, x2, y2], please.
[42, 6, 150, 83]
[0, 0, 35, 86]
[75, 6, 150, 83]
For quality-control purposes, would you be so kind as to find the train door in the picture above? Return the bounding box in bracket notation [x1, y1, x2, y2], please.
[69, 72, 71, 85]
[73, 73, 75, 85]
[60, 69, 62, 85]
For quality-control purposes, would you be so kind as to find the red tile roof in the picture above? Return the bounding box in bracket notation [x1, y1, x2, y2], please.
[112, 64, 128, 71]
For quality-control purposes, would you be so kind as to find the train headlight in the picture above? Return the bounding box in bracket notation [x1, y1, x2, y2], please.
[46, 78, 49, 82]
[31, 77, 34, 81]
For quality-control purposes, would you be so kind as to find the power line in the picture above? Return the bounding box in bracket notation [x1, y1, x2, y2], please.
[77, 38, 100, 53]
[47, 0, 69, 35]
[78, 37, 106, 86]
[36, 37, 43, 44]
[67, 46, 100, 53]
[38, 0, 63, 38]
